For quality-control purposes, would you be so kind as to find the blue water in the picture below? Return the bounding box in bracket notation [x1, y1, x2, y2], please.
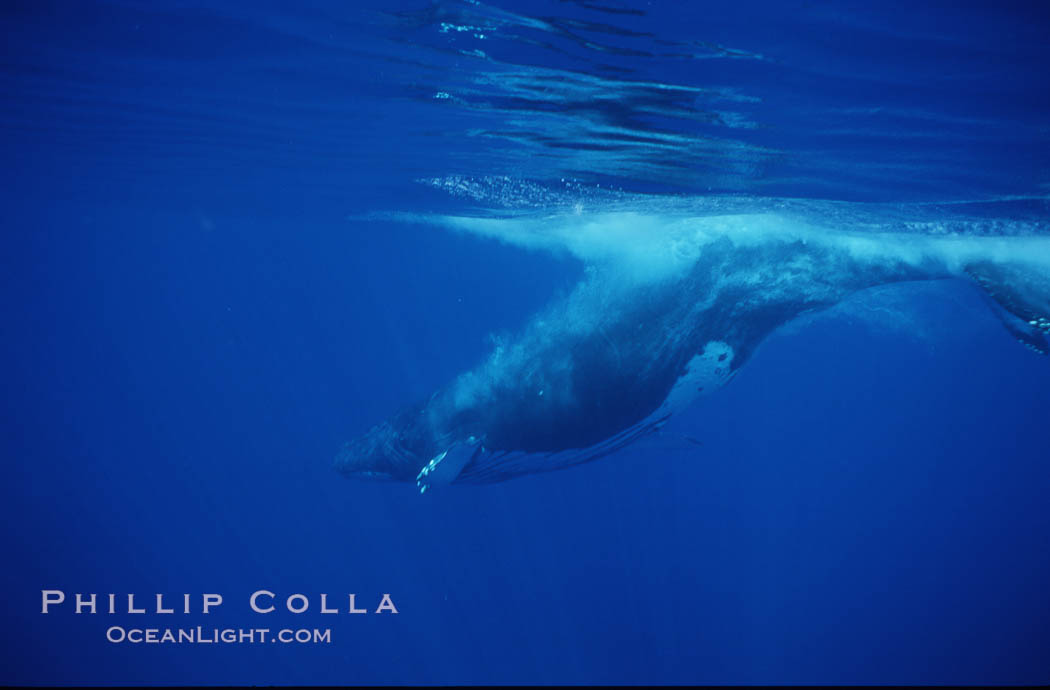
[3, 1, 1050, 685]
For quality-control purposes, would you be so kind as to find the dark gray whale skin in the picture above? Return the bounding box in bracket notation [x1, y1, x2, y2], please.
[335, 235, 1047, 487]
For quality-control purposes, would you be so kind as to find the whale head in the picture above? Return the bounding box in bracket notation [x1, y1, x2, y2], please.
[334, 406, 436, 482]
[336, 401, 488, 492]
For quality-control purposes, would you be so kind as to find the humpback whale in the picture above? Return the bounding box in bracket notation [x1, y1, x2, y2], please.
[336, 211, 1050, 490]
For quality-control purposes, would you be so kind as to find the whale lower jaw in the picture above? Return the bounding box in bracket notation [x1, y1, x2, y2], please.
[422, 341, 737, 486]
[452, 411, 671, 484]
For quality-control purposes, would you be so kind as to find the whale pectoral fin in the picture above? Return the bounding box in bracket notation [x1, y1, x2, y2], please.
[416, 438, 482, 493]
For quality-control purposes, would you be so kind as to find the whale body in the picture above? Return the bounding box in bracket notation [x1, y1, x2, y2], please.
[336, 212, 1050, 490]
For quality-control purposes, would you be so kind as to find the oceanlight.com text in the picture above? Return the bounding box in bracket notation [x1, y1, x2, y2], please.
[105, 626, 332, 644]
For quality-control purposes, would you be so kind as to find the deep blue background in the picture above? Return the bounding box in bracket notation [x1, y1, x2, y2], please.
[3, 1, 1050, 685]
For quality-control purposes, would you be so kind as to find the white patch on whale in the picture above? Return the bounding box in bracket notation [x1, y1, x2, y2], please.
[658, 341, 736, 417]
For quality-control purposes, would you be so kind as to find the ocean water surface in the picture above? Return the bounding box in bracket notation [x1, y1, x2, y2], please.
[3, 0, 1050, 685]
